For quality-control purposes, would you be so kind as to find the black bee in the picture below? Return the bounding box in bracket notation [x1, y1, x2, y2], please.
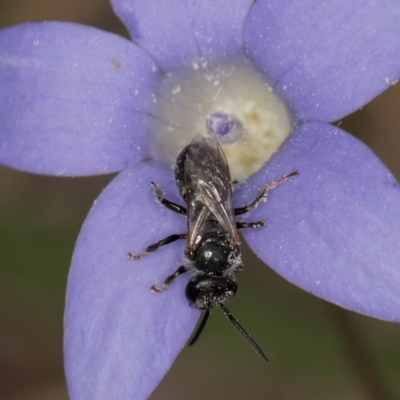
[128, 134, 298, 362]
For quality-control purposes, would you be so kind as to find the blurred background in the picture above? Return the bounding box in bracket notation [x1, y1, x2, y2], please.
[1, 1, 400, 399]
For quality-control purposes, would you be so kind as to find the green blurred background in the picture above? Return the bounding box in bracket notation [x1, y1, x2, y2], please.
[1, 1, 400, 399]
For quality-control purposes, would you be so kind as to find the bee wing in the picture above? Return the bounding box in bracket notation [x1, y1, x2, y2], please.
[184, 135, 240, 250]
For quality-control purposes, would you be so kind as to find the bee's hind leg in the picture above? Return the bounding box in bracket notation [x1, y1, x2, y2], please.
[151, 181, 187, 215]
[237, 220, 266, 229]
[234, 170, 299, 216]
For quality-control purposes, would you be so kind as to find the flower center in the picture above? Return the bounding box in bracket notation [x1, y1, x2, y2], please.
[149, 61, 292, 182]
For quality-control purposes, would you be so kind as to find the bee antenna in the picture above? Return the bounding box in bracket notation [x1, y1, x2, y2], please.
[219, 303, 269, 362]
[188, 310, 210, 347]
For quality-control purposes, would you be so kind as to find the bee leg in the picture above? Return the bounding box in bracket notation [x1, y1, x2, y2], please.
[234, 170, 299, 216]
[127, 233, 187, 260]
[237, 220, 266, 229]
[151, 181, 187, 215]
[151, 265, 188, 292]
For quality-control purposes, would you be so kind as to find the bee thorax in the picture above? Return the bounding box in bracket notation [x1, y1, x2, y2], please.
[187, 230, 240, 275]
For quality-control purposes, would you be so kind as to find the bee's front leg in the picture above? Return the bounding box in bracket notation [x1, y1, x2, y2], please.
[127, 233, 187, 260]
[151, 265, 188, 292]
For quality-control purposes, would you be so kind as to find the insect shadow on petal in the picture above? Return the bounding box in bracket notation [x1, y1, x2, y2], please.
[128, 134, 298, 362]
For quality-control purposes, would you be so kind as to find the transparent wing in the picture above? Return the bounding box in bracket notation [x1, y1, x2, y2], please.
[183, 135, 239, 251]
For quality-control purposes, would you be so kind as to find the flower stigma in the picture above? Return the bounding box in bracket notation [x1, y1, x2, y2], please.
[150, 61, 292, 182]
[205, 111, 244, 144]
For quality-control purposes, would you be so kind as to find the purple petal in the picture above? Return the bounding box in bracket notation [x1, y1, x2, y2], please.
[111, 0, 254, 70]
[0, 22, 159, 176]
[64, 162, 199, 399]
[244, 0, 400, 122]
[235, 122, 400, 322]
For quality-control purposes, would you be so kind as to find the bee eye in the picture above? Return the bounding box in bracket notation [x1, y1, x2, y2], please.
[185, 248, 195, 261]
[185, 279, 200, 306]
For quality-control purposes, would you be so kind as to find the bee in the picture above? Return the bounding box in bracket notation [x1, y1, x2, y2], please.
[128, 134, 298, 362]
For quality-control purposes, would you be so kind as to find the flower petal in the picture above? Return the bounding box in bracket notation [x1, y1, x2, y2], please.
[111, 0, 254, 70]
[64, 162, 199, 399]
[235, 122, 400, 322]
[0, 22, 158, 176]
[244, 0, 400, 122]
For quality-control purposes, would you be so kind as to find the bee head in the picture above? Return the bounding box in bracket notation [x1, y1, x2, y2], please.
[185, 275, 237, 310]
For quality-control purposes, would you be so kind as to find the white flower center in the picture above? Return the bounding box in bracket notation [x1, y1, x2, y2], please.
[149, 61, 292, 182]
